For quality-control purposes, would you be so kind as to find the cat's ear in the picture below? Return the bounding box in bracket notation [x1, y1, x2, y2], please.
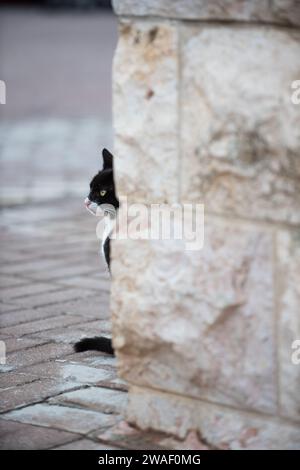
[102, 148, 113, 170]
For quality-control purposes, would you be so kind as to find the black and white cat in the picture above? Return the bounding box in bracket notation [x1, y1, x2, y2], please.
[74, 148, 119, 355]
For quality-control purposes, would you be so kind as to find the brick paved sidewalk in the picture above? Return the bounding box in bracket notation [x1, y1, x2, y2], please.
[0, 200, 207, 450]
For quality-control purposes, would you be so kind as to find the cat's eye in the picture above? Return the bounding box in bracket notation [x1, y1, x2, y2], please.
[100, 190, 106, 196]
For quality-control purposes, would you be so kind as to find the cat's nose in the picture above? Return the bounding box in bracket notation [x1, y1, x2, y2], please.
[84, 197, 91, 207]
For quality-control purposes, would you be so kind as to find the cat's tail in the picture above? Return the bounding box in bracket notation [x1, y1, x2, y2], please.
[74, 336, 114, 355]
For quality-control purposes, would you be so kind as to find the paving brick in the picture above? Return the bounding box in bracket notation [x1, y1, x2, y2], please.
[50, 387, 127, 414]
[0, 250, 44, 266]
[55, 360, 127, 392]
[28, 265, 100, 282]
[28, 294, 110, 319]
[0, 419, 80, 450]
[53, 438, 120, 450]
[0, 308, 53, 328]
[88, 379, 128, 393]
[1, 204, 78, 225]
[1, 296, 109, 329]
[4, 337, 49, 353]
[0, 378, 81, 413]
[0, 372, 39, 390]
[3, 297, 104, 327]
[0, 365, 14, 373]
[6, 343, 71, 370]
[26, 242, 95, 260]
[17, 235, 95, 252]
[0, 258, 71, 276]
[0, 306, 59, 328]
[1, 282, 59, 302]
[45, 251, 98, 267]
[2, 404, 119, 434]
[0, 302, 22, 314]
[0, 274, 29, 289]
[11, 287, 94, 309]
[1, 314, 88, 337]
[106, 377, 129, 393]
[68, 353, 116, 369]
[19, 362, 114, 384]
[58, 294, 109, 318]
[56, 276, 109, 292]
[3, 237, 77, 252]
[0, 244, 97, 270]
[30, 319, 111, 344]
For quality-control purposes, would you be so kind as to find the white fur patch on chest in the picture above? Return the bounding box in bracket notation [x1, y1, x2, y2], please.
[101, 212, 115, 256]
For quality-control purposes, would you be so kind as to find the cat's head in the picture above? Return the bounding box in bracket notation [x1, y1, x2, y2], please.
[85, 148, 119, 216]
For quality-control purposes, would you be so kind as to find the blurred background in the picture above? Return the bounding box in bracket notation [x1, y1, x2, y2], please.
[0, 0, 117, 204]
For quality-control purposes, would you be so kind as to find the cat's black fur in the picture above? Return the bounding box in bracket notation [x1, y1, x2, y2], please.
[74, 336, 114, 355]
[88, 149, 119, 218]
[73, 148, 119, 356]
[102, 236, 110, 269]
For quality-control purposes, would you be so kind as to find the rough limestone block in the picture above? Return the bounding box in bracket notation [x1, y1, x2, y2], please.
[113, 0, 300, 27]
[181, 26, 300, 225]
[277, 229, 300, 421]
[111, 216, 276, 414]
[113, 21, 179, 203]
[126, 386, 300, 450]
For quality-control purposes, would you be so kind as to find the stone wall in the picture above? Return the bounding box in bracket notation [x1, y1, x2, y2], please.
[111, 0, 300, 449]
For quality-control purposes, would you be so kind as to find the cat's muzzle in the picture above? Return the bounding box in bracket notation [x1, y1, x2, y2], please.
[84, 197, 100, 216]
